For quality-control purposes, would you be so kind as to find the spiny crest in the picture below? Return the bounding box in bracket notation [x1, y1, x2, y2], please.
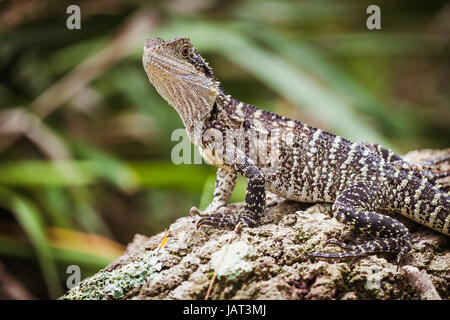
[143, 37, 220, 133]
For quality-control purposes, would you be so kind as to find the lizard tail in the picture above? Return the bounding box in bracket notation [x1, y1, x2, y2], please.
[391, 172, 450, 236]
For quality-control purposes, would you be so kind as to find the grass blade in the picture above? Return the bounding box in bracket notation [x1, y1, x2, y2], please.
[0, 187, 61, 297]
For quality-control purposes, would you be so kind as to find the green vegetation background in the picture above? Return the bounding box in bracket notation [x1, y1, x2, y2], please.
[0, 0, 448, 299]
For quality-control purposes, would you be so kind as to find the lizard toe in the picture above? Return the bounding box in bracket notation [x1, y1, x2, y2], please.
[196, 212, 257, 230]
[190, 206, 216, 217]
[305, 249, 363, 261]
[190, 206, 201, 217]
[325, 238, 357, 250]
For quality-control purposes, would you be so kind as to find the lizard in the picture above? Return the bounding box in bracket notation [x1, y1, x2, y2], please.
[142, 36, 450, 263]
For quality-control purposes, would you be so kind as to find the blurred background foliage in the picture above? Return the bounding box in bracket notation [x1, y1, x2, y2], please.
[0, 0, 448, 299]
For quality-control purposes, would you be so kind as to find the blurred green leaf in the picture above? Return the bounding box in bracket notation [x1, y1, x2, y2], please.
[230, 176, 247, 203]
[38, 188, 74, 229]
[242, 25, 415, 141]
[0, 160, 213, 190]
[305, 33, 445, 56]
[0, 161, 94, 186]
[70, 189, 113, 237]
[49, 37, 108, 74]
[129, 161, 213, 191]
[198, 175, 216, 211]
[74, 142, 140, 193]
[0, 233, 121, 271]
[0, 187, 61, 298]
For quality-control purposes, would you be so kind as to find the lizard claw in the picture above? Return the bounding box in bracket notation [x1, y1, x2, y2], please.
[196, 219, 205, 229]
[196, 212, 254, 230]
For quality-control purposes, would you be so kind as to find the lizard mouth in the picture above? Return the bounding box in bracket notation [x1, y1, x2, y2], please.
[143, 40, 215, 90]
[142, 53, 179, 77]
[143, 43, 195, 78]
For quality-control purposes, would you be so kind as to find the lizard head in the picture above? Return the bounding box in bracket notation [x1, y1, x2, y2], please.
[143, 37, 220, 129]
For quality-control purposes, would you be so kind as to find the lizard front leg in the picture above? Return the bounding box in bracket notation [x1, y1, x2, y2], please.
[190, 168, 236, 217]
[197, 147, 266, 230]
[308, 182, 412, 264]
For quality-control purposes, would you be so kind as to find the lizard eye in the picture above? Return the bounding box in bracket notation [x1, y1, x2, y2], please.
[179, 44, 190, 57]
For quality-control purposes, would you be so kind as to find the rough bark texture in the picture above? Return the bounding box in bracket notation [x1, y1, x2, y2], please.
[62, 149, 449, 300]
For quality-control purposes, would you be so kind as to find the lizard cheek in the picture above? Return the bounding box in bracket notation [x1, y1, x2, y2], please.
[142, 53, 154, 69]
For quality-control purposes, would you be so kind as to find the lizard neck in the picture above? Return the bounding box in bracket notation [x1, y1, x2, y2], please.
[186, 89, 232, 144]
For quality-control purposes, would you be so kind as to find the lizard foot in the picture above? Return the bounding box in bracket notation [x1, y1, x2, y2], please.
[306, 235, 412, 264]
[197, 212, 257, 230]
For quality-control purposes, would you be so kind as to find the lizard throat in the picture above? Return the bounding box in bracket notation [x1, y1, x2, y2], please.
[143, 58, 219, 134]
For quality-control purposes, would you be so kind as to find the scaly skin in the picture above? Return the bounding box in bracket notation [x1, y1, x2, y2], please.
[142, 37, 450, 263]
